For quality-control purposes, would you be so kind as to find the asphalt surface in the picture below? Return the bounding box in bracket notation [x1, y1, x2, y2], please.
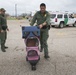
[0, 20, 76, 75]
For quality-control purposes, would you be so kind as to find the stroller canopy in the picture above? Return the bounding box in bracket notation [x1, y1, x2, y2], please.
[22, 26, 40, 39]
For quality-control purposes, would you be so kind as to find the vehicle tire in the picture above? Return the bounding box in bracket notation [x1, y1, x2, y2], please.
[51, 25, 55, 27]
[39, 56, 40, 61]
[66, 25, 69, 27]
[59, 22, 64, 28]
[73, 22, 76, 27]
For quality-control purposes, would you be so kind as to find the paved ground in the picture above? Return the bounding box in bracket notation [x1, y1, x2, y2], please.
[0, 20, 76, 75]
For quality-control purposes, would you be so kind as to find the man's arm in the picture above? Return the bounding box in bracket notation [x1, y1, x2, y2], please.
[42, 12, 51, 26]
[0, 25, 2, 31]
[0, 16, 5, 32]
[6, 18, 9, 31]
[45, 13, 51, 25]
[0, 16, 2, 32]
[39, 12, 51, 29]
[30, 13, 37, 26]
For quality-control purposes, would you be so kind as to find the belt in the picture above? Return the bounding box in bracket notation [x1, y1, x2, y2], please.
[41, 25, 50, 29]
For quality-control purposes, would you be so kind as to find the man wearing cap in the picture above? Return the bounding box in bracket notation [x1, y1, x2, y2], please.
[0, 8, 9, 52]
[0, 8, 6, 52]
[0, 10, 1, 32]
[30, 3, 51, 59]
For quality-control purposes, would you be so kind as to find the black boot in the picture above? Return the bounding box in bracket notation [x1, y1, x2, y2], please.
[40, 48, 44, 52]
[44, 55, 50, 59]
[4, 46, 8, 49]
[1, 44, 6, 52]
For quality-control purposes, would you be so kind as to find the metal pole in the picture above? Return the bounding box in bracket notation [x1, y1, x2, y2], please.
[15, 4, 17, 18]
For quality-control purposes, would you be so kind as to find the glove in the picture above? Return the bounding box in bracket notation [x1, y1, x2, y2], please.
[2, 25, 7, 30]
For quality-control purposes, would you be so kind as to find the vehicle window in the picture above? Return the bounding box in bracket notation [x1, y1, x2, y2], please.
[64, 15, 68, 18]
[57, 14, 63, 18]
[69, 14, 73, 18]
[50, 14, 56, 18]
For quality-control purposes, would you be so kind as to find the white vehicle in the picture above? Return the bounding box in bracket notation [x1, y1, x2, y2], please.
[50, 12, 76, 28]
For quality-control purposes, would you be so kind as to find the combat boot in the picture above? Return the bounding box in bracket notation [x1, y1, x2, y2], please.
[44, 54, 50, 59]
[44, 55, 50, 59]
[1, 44, 6, 52]
[40, 47, 44, 52]
[4, 46, 8, 49]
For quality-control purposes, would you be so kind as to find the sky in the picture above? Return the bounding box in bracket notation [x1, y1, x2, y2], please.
[0, 0, 76, 15]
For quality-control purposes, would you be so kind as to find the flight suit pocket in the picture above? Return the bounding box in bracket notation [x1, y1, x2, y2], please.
[37, 16, 41, 20]
[0, 32, 5, 40]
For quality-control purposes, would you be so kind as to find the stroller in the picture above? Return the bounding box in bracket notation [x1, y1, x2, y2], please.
[22, 26, 40, 70]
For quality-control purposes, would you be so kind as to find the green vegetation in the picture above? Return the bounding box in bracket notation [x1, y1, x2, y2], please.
[7, 17, 26, 20]
[7, 17, 17, 20]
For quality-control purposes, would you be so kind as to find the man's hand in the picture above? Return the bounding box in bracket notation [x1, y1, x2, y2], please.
[43, 22, 47, 26]
[1, 30, 4, 33]
[7, 28, 9, 31]
[39, 24, 43, 29]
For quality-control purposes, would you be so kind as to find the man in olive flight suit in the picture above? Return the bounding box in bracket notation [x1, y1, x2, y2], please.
[0, 8, 6, 52]
[0, 8, 9, 52]
[30, 3, 51, 59]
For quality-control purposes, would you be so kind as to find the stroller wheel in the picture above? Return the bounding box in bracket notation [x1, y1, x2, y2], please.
[26, 57, 28, 61]
[31, 66, 36, 71]
[39, 56, 40, 61]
